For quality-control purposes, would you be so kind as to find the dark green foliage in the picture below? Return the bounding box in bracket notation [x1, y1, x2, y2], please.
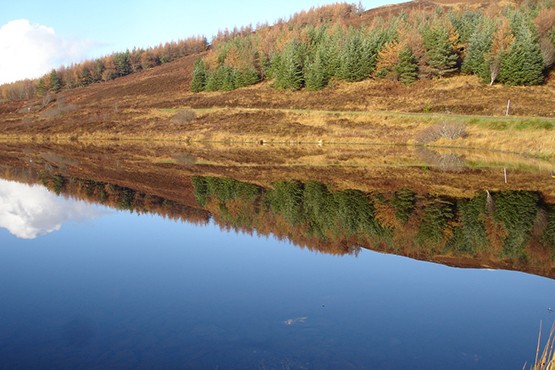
[392, 188, 416, 223]
[113, 51, 132, 77]
[80, 67, 93, 87]
[448, 10, 484, 45]
[338, 30, 378, 82]
[205, 65, 236, 91]
[273, 40, 305, 90]
[493, 191, 539, 258]
[51, 174, 65, 195]
[304, 50, 328, 90]
[302, 181, 337, 238]
[447, 193, 489, 254]
[190, 176, 555, 262]
[234, 68, 260, 88]
[461, 19, 495, 81]
[192, 176, 209, 206]
[321, 33, 342, 80]
[268, 181, 305, 225]
[499, 37, 545, 85]
[498, 10, 545, 85]
[117, 188, 135, 210]
[49, 69, 62, 93]
[416, 199, 455, 247]
[334, 189, 377, 236]
[542, 206, 555, 255]
[190, 59, 207, 92]
[397, 47, 418, 85]
[205, 177, 260, 203]
[422, 25, 459, 77]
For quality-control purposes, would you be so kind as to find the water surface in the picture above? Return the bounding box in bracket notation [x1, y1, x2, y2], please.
[1, 143, 554, 369]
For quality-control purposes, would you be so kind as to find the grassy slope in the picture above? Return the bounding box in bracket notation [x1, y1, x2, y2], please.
[0, 0, 554, 158]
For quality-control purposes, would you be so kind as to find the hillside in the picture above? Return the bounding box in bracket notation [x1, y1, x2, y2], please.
[1, 0, 554, 158]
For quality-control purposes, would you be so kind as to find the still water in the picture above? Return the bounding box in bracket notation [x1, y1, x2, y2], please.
[1, 179, 554, 369]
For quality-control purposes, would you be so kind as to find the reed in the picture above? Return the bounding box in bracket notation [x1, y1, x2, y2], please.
[527, 321, 555, 370]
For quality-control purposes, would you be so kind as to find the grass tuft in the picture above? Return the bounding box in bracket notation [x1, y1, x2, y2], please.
[527, 321, 555, 370]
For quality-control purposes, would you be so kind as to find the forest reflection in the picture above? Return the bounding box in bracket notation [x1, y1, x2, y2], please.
[5, 167, 555, 279]
[191, 176, 555, 276]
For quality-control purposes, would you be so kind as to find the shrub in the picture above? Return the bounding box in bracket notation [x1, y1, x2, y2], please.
[416, 121, 467, 144]
[171, 109, 196, 124]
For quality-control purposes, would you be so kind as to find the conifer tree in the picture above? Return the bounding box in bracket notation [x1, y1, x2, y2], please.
[80, 66, 93, 86]
[205, 65, 236, 91]
[190, 59, 207, 92]
[304, 47, 329, 90]
[93, 60, 105, 82]
[499, 14, 544, 86]
[113, 51, 131, 77]
[396, 46, 418, 85]
[234, 68, 259, 88]
[321, 30, 342, 80]
[461, 20, 495, 82]
[305, 50, 327, 90]
[35, 78, 47, 97]
[421, 24, 459, 77]
[273, 40, 305, 90]
[338, 31, 369, 82]
[49, 69, 62, 93]
[499, 37, 544, 85]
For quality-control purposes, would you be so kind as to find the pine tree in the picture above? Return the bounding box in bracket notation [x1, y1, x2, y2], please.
[48, 69, 62, 93]
[273, 40, 305, 90]
[190, 59, 207, 92]
[80, 66, 93, 86]
[321, 31, 341, 80]
[421, 24, 459, 77]
[396, 47, 418, 85]
[113, 51, 131, 77]
[338, 31, 370, 82]
[205, 65, 235, 91]
[499, 14, 544, 86]
[304, 50, 327, 90]
[461, 19, 495, 82]
[35, 78, 47, 97]
[93, 60, 105, 82]
[234, 68, 259, 88]
[499, 37, 544, 85]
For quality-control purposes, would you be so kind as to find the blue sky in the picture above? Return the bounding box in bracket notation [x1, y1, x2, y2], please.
[0, 0, 402, 83]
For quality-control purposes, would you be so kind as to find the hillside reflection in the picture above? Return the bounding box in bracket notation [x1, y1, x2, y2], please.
[6, 169, 553, 279]
[1, 141, 554, 278]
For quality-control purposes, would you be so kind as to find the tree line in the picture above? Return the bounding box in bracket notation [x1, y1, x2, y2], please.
[190, 2, 555, 92]
[0, 36, 208, 102]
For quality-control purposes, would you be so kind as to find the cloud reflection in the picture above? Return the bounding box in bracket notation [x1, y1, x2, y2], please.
[0, 179, 106, 239]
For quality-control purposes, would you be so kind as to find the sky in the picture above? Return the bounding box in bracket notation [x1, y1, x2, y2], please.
[0, 0, 403, 84]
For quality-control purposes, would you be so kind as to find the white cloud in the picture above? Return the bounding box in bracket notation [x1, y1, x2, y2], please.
[0, 179, 107, 239]
[0, 19, 96, 84]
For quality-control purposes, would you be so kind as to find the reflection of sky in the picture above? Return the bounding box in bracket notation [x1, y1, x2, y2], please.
[0, 179, 107, 239]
